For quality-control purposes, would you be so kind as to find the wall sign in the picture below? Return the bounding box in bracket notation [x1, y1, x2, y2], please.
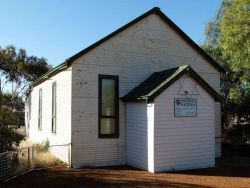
[174, 98, 197, 117]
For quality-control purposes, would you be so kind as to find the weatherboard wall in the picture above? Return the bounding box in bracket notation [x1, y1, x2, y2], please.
[126, 103, 154, 172]
[70, 13, 221, 167]
[154, 76, 215, 172]
[215, 102, 221, 157]
[27, 68, 72, 162]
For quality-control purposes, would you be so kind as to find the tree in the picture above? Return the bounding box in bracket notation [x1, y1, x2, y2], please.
[202, 0, 250, 130]
[0, 46, 52, 102]
[0, 45, 51, 152]
[0, 108, 25, 152]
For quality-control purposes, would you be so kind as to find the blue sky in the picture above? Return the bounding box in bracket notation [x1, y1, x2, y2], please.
[0, 0, 221, 67]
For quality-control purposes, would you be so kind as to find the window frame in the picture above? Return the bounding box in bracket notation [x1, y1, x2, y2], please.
[52, 82, 57, 133]
[98, 74, 119, 138]
[38, 88, 42, 130]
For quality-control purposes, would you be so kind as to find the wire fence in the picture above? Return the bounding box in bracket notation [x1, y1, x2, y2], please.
[0, 143, 71, 182]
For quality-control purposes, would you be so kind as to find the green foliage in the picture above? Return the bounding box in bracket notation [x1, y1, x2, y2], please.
[0, 106, 25, 152]
[0, 45, 52, 83]
[220, 0, 250, 72]
[0, 45, 52, 104]
[202, 0, 250, 127]
[0, 108, 23, 128]
[0, 45, 52, 152]
[2, 93, 24, 112]
[0, 126, 24, 153]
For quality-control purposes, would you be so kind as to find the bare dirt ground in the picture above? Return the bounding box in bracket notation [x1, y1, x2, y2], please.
[2, 165, 250, 188]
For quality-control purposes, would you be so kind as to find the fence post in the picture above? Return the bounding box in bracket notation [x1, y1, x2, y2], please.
[28, 147, 30, 167]
[31, 146, 35, 169]
[68, 143, 71, 169]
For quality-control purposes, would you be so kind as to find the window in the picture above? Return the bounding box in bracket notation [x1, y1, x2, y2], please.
[38, 88, 42, 130]
[27, 94, 31, 121]
[29, 96, 31, 120]
[98, 75, 119, 138]
[52, 82, 57, 133]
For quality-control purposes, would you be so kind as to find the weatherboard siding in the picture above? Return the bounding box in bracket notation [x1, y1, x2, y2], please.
[27, 68, 72, 162]
[70, 13, 220, 167]
[215, 102, 221, 157]
[154, 76, 215, 172]
[126, 103, 154, 172]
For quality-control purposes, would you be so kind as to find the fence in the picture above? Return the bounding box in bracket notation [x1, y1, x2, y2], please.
[0, 143, 71, 182]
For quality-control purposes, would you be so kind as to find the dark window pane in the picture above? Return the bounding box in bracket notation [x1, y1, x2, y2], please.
[100, 118, 116, 134]
[52, 118, 56, 132]
[98, 75, 119, 138]
[101, 79, 115, 116]
[52, 85, 56, 116]
[52, 82, 56, 133]
[38, 89, 42, 130]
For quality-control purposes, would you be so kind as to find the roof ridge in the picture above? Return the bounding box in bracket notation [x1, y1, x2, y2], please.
[144, 66, 188, 98]
[155, 64, 189, 74]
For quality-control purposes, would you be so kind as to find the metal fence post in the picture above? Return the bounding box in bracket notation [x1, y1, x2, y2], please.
[31, 146, 35, 169]
[68, 143, 71, 169]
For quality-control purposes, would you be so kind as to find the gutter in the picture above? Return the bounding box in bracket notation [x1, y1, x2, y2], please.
[27, 60, 69, 92]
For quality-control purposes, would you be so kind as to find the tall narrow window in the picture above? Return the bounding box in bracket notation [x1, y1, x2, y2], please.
[27, 94, 31, 120]
[38, 88, 42, 130]
[52, 82, 57, 133]
[99, 75, 119, 138]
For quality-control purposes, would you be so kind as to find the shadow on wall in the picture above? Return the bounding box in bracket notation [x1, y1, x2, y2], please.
[126, 103, 150, 171]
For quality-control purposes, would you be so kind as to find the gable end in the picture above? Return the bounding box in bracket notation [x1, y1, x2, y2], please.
[30, 7, 224, 88]
[121, 65, 222, 102]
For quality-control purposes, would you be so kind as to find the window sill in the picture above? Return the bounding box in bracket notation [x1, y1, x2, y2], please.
[98, 134, 119, 139]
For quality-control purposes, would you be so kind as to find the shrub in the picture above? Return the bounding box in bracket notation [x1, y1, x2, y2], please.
[34, 139, 49, 153]
[0, 126, 24, 153]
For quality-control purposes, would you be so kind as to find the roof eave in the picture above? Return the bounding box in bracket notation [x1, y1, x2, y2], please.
[147, 67, 223, 102]
[66, 7, 161, 64]
[122, 65, 223, 103]
[29, 61, 69, 89]
[155, 10, 225, 73]
[66, 7, 224, 73]
[29, 6, 225, 89]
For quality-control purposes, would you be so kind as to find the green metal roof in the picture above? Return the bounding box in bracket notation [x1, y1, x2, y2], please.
[121, 65, 222, 102]
[28, 61, 68, 89]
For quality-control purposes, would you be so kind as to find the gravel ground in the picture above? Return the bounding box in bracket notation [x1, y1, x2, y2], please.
[2, 165, 250, 188]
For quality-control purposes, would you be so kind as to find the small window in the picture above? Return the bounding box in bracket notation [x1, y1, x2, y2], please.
[38, 88, 42, 130]
[52, 82, 57, 133]
[98, 75, 119, 138]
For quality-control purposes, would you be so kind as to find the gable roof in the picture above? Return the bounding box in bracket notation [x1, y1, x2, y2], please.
[121, 65, 222, 102]
[31, 7, 224, 88]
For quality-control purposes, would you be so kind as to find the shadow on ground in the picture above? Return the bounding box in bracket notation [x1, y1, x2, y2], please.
[173, 156, 250, 178]
[2, 164, 250, 188]
[1, 166, 210, 188]
[172, 166, 250, 178]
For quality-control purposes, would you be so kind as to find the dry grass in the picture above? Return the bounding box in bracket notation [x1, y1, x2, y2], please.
[18, 140, 33, 148]
[34, 150, 63, 168]
[18, 139, 64, 169]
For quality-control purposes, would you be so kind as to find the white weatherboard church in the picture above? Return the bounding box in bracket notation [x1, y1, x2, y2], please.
[25, 7, 223, 173]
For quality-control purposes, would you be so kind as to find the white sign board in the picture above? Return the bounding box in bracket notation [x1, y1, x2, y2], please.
[174, 98, 197, 117]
